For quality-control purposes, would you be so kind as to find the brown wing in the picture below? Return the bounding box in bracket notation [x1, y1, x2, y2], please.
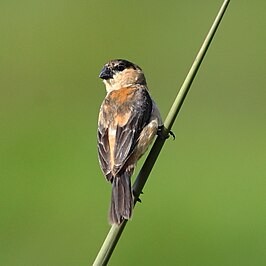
[97, 123, 112, 180]
[97, 87, 152, 181]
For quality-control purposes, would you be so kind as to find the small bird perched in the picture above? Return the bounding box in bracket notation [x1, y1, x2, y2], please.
[97, 59, 162, 225]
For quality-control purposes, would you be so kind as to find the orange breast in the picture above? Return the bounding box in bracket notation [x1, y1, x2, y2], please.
[109, 87, 136, 104]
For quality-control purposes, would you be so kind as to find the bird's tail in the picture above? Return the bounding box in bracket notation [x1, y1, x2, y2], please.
[109, 172, 133, 225]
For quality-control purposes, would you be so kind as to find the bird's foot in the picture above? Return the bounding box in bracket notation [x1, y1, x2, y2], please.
[157, 125, 175, 140]
[133, 190, 143, 203]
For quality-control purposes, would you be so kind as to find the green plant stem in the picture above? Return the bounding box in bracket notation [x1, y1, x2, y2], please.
[92, 1, 230, 265]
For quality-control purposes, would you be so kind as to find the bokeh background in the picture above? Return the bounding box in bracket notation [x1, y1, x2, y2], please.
[1, 1, 266, 265]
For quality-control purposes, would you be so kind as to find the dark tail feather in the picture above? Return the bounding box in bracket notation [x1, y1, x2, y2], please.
[109, 172, 133, 225]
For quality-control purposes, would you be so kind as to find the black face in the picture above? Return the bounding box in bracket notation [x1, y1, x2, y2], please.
[99, 59, 139, 80]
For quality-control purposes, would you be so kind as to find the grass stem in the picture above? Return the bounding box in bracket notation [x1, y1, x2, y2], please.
[93, 1, 230, 265]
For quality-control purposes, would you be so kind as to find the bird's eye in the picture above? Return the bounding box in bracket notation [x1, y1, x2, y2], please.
[115, 64, 126, 72]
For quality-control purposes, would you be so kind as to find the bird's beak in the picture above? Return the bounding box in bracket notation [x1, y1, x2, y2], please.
[99, 66, 113, 80]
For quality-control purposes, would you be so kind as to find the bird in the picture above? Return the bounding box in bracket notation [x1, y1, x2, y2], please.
[97, 59, 162, 225]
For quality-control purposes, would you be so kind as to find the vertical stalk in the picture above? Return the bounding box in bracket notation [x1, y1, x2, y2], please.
[93, 1, 230, 265]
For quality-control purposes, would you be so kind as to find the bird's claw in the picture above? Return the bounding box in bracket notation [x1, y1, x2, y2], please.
[168, 130, 175, 140]
[157, 125, 175, 140]
[136, 197, 142, 203]
[133, 190, 143, 203]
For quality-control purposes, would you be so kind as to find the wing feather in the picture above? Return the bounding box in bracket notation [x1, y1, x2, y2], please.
[97, 87, 152, 180]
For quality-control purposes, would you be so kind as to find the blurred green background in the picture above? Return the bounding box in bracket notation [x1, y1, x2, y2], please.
[1, 1, 266, 265]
